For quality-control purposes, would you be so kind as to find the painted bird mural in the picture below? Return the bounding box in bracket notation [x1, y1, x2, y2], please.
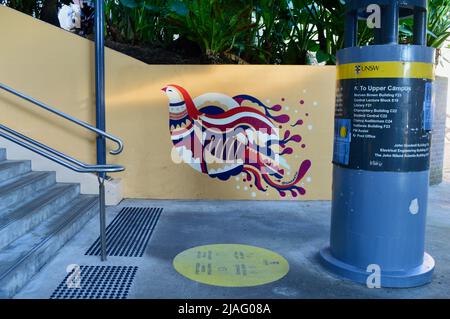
[162, 84, 311, 197]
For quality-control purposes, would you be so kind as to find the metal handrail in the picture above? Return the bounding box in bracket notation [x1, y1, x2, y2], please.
[1, 82, 124, 261]
[0, 82, 124, 173]
[0, 83, 123, 155]
[0, 125, 124, 173]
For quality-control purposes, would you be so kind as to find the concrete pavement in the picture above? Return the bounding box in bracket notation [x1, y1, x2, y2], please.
[13, 174, 450, 299]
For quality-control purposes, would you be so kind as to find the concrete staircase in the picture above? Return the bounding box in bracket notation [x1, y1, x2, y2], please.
[0, 148, 98, 298]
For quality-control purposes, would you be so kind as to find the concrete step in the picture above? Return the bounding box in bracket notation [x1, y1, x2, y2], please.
[0, 183, 80, 250]
[0, 194, 98, 298]
[0, 149, 6, 161]
[0, 171, 56, 211]
[0, 160, 31, 184]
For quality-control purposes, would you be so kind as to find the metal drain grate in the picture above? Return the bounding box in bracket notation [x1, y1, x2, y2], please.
[86, 207, 162, 257]
[50, 266, 138, 299]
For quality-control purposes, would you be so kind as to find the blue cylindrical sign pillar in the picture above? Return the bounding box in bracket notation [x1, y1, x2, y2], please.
[320, 0, 435, 288]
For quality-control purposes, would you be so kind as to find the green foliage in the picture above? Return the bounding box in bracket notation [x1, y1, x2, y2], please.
[400, 0, 450, 49]
[247, 0, 373, 65]
[303, 0, 345, 64]
[165, 0, 256, 60]
[426, 0, 450, 48]
[245, 0, 290, 63]
[283, 0, 318, 64]
[3, 0, 450, 64]
[106, 0, 173, 45]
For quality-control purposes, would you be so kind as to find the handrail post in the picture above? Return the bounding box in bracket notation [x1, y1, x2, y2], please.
[95, 0, 106, 169]
[98, 176, 107, 261]
[95, 0, 107, 261]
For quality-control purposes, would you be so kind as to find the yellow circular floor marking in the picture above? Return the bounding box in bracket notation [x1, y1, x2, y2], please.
[173, 244, 289, 287]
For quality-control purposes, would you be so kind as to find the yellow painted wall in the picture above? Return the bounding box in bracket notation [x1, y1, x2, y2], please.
[0, 7, 336, 200]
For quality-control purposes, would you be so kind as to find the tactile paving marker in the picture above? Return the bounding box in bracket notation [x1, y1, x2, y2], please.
[173, 244, 289, 287]
[85, 207, 162, 257]
[50, 266, 138, 299]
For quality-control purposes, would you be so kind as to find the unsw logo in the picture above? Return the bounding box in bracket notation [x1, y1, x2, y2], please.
[354, 64, 380, 75]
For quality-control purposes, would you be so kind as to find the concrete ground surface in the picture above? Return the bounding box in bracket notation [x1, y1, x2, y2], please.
[13, 173, 450, 299]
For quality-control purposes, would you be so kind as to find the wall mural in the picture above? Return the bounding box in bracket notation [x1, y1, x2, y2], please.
[162, 85, 312, 198]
